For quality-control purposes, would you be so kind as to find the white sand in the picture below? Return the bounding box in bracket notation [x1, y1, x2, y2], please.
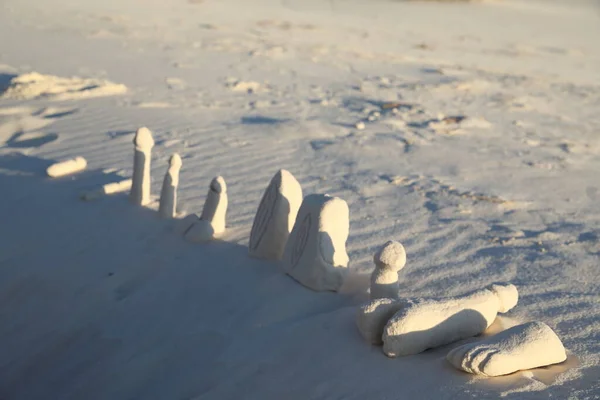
[370, 240, 407, 299]
[282, 193, 350, 291]
[129, 127, 154, 206]
[0, 0, 598, 398]
[249, 169, 303, 260]
[80, 179, 132, 201]
[185, 176, 228, 242]
[46, 156, 87, 177]
[1, 72, 127, 100]
[158, 153, 182, 218]
[447, 321, 567, 377]
[383, 283, 518, 357]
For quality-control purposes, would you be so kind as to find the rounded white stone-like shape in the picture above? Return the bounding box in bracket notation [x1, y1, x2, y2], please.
[370, 240, 407, 299]
[446, 321, 567, 377]
[133, 126, 155, 149]
[282, 194, 350, 292]
[249, 169, 303, 260]
[47, 156, 87, 178]
[374, 240, 406, 271]
[382, 283, 519, 357]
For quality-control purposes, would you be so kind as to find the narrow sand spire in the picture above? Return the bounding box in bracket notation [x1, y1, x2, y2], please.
[185, 176, 228, 242]
[47, 156, 87, 178]
[130, 127, 155, 206]
[158, 153, 182, 218]
[370, 240, 407, 300]
[382, 283, 519, 357]
[249, 169, 303, 260]
[447, 321, 567, 376]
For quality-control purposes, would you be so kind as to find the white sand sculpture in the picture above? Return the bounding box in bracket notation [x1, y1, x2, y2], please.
[185, 176, 228, 242]
[281, 194, 350, 292]
[129, 127, 155, 206]
[447, 321, 567, 376]
[370, 240, 407, 300]
[249, 169, 303, 260]
[357, 297, 415, 345]
[46, 156, 87, 178]
[199, 176, 228, 233]
[1, 72, 127, 101]
[158, 153, 182, 218]
[383, 283, 519, 357]
[80, 179, 132, 201]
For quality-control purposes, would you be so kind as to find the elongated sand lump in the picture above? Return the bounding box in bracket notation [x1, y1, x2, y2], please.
[185, 176, 228, 242]
[357, 297, 415, 345]
[383, 283, 518, 357]
[158, 153, 182, 218]
[80, 179, 132, 201]
[370, 240, 407, 300]
[447, 321, 567, 376]
[281, 194, 350, 291]
[47, 156, 87, 178]
[130, 127, 155, 206]
[249, 169, 303, 260]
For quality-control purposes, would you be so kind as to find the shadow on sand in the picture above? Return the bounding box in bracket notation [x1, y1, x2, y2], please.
[0, 152, 351, 400]
[0, 73, 16, 95]
[0, 152, 585, 400]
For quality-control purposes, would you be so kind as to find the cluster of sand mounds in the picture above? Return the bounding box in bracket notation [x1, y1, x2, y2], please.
[1, 72, 127, 100]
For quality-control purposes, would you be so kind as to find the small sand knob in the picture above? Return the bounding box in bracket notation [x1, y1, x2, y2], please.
[490, 283, 519, 313]
[169, 153, 182, 168]
[133, 127, 155, 149]
[373, 240, 407, 271]
[210, 176, 226, 194]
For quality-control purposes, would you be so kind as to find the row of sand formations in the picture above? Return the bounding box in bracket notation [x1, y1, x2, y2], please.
[46, 127, 568, 378]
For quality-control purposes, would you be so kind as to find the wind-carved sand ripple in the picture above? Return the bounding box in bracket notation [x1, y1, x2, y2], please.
[385, 175, 529, 212]
[0, 106, 79, 151]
